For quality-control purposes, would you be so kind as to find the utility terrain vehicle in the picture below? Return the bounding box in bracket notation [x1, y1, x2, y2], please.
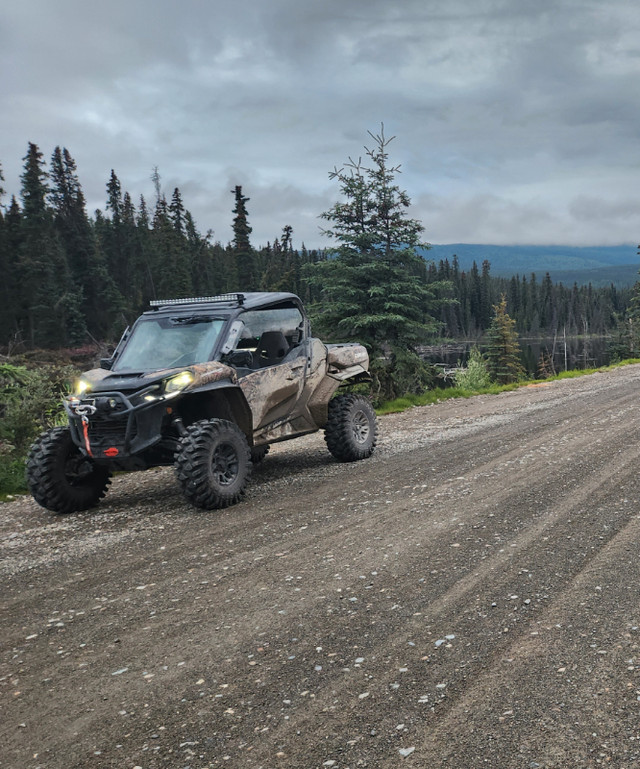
[27, 292, 377, 512]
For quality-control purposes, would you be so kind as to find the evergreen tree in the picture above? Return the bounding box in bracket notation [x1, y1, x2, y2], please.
[231, 185, 256, 289]
[261, 226, 299, 292]
[185, 211, 208, 294]
[148, 193, 192, 299]
[485, 296, 525, 384]
[480, 259, 493, 329]
[98, 172, 146, 317]
[613, 247, 640, 359]
[305, 126, 439, 400]
[136, 194, 157, 303]
[169, 187, 186, 236]
[17, 143, 72, 347]
[626, 248, 640, 323]
[0, 166, 12, 343]
[2, 197, 23, 346]
[102, 170, 128, 300]
[48, 147, 121, 340]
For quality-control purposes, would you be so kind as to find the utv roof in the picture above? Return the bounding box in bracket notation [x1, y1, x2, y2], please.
[148, 292, 301, 312]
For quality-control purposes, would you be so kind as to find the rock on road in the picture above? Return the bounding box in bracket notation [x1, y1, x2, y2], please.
[2, 365, 640, 769]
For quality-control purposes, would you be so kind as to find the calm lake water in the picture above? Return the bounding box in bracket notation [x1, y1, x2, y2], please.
[419, 336, 612, 378]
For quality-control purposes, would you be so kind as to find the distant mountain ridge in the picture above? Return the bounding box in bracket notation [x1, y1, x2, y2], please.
[424, 244, 639, 286]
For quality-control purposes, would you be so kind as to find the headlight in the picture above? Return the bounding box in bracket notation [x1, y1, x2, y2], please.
[128, 384, 161, 406]
[73, 378, 91, 396]
[164, 371, 194, 395]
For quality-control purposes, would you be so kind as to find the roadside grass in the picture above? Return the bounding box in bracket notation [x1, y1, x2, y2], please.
[376, 358, 640, 415]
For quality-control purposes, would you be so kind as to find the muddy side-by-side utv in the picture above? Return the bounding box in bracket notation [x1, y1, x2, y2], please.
[27, 292, 378, 512]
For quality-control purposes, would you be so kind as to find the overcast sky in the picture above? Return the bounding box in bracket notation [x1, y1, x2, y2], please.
[1, 0, 639, 248]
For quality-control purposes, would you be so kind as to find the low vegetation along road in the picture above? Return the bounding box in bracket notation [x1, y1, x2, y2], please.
[3, 366, 640, 769]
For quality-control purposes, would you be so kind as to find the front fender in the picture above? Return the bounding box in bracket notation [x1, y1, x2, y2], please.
[177, 379, 253, 440]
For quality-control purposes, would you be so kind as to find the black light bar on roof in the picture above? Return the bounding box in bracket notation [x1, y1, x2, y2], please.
[149, 294, 245, 307]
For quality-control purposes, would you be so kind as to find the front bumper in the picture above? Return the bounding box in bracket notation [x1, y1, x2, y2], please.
[66, 391, 170, 461]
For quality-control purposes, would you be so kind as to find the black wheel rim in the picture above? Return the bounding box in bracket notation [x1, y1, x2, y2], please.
[212, 442, 239, 486]
[351, 409, 371, 444]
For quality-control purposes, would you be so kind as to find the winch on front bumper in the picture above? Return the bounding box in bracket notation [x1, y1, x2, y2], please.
[66, 392, 172, 463]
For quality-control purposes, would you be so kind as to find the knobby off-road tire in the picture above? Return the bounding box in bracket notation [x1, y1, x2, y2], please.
[250, 444, 270, 464]
[324, 394, 378, 462]
[175, 419, 252, 509]
[26, 426, 112, 514]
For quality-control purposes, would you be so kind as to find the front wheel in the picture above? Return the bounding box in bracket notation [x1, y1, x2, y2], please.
[324, 394, 378, 462]
[175, 419, 252, 509]
[26, 426, 112, 514]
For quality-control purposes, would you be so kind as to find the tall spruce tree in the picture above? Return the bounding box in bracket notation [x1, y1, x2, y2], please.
[148, 193, 191, 299]
[306, 127, 439, 401]
[1, 197, 23, 346]
[231, 185, 255, 290]
[48, 147, 123, 340]
[185, 211, 217, 295]
[102, 170, 128, 299]
[18, 143, 71, 347]
[0, 165, 11, 343]
[485, 295, 525, 384]
[136, 194, 158, 303]
[98, 171, 144, 318]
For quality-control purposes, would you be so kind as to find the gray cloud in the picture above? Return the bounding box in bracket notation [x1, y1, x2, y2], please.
[1, 0, 639, 248]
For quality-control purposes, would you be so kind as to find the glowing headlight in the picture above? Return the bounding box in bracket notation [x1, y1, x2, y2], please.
[73, 378, 91, 396]
[164, 371, 194, 395]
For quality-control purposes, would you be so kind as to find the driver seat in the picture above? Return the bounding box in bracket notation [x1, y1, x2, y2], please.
[253, 331, 290, 368]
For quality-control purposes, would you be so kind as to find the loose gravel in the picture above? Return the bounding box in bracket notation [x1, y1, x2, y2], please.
[2, 366, 640, 768]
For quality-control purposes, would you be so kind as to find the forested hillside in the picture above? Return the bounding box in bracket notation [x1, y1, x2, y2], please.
[429, 257, 632, 339]
[0, 143, 635, 351]
[426, 243, 638, 279]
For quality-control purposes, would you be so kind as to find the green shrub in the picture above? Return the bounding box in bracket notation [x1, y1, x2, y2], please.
[369, 348, 437, 406]
[455, 347, 491, 391]
[0, 361, 78, 496]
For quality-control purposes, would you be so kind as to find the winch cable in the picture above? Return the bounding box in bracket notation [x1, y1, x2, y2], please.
[81, 415, 93, 457]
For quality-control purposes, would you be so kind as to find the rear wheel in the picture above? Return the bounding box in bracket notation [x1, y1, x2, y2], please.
[324, 394, 378, 462]
[26, 427, 112, 514]
[175, 419, 252, 509]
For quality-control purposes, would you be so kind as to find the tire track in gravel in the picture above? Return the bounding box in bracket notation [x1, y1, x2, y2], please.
[412, 500, 640, 768]
[87, 380, 640, 764]
[4, 366, 640, 768]
[204, 400, 640, 767]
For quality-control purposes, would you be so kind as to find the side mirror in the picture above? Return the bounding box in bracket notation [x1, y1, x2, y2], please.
[100, 357, 114, 370]
[225, 350, 253, 368]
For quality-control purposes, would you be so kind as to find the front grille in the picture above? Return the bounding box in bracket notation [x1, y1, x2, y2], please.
[87, 415, 137, 446]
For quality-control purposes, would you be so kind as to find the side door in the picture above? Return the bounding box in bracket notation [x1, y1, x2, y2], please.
[233, 305, 308, 431]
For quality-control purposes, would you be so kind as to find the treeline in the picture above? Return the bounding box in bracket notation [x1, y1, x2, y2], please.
[0, 143, 634, 352]
[0, 143, 324, 350]
[429, 257, 631, 338]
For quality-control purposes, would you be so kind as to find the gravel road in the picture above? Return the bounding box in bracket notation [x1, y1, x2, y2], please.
[2, 365, 640, 769]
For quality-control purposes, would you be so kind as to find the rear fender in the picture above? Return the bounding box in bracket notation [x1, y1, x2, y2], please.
[326, 343, 370, 381]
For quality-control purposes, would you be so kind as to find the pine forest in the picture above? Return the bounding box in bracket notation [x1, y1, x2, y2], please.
[0, 142, 635, 353]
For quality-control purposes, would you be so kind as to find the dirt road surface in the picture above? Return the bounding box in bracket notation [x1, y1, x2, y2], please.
[3, 365, 640, 769]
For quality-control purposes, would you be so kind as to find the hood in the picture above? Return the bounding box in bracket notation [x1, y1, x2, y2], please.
[78, 361, 237, 394]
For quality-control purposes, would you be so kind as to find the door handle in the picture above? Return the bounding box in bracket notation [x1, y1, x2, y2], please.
[286, 364, 305, 380]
